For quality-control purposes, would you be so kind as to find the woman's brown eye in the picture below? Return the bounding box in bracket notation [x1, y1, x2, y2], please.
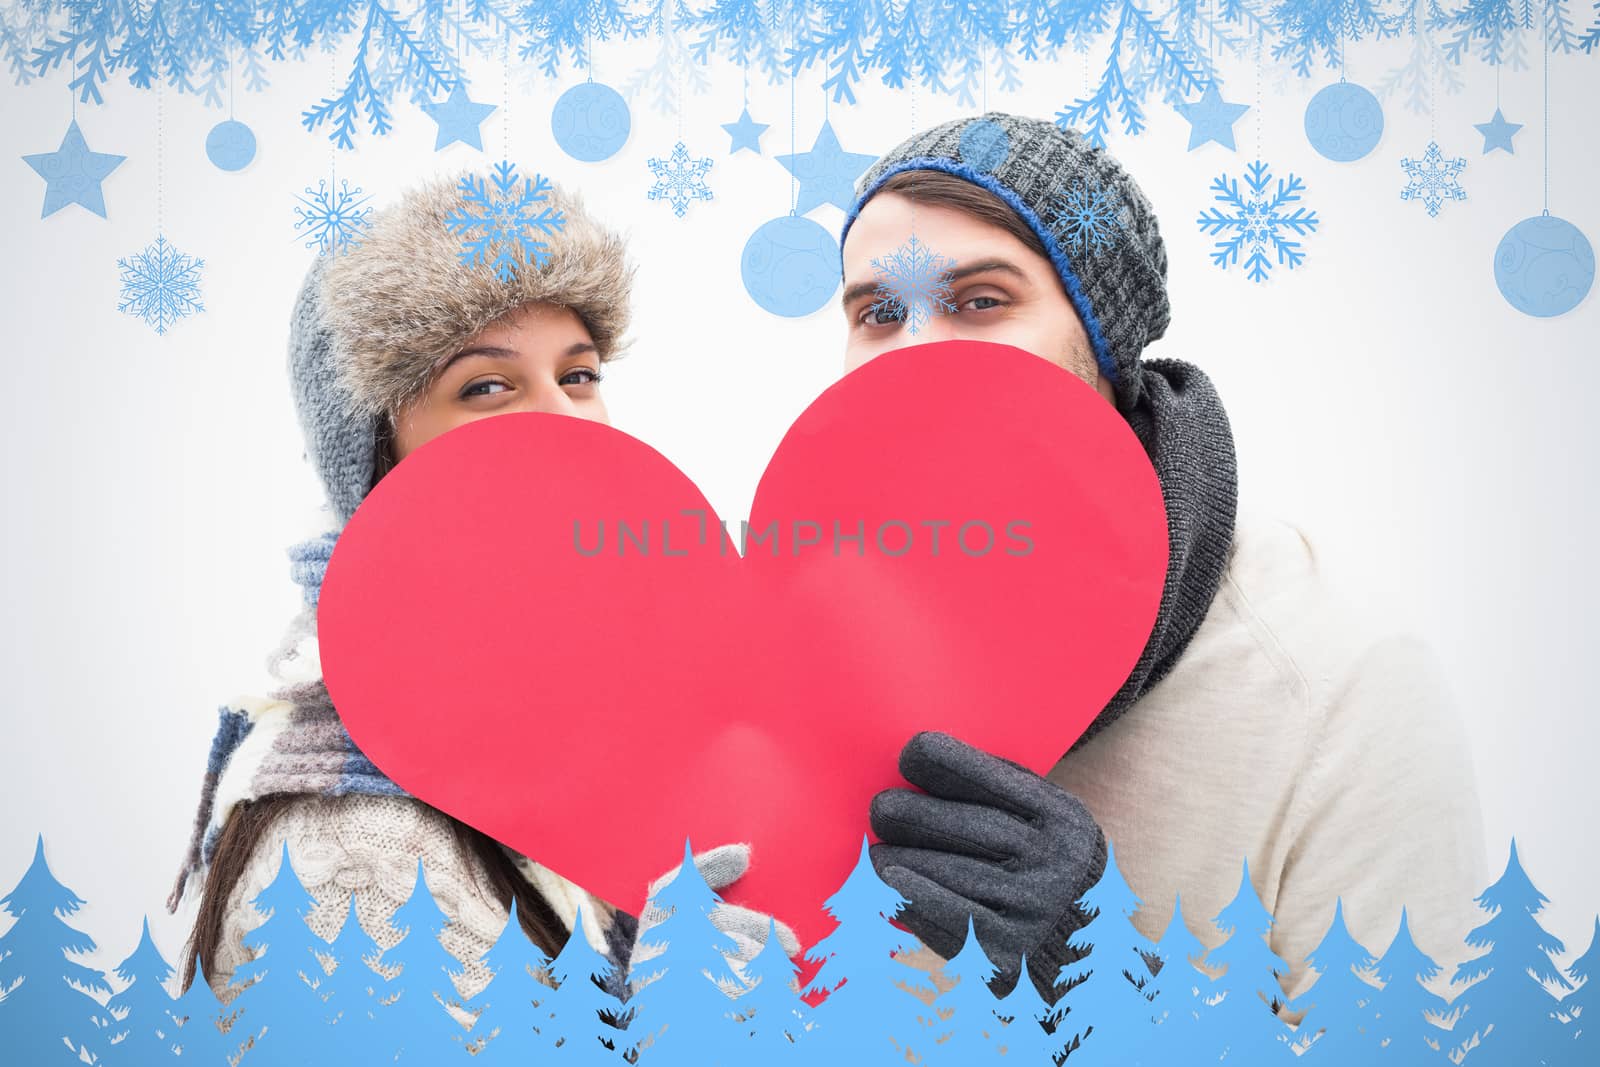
[562, 368, 603, 386]
[461, 380, 510, 398]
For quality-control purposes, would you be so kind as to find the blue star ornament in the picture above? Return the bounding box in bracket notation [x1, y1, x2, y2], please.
[23, 119, 126, 218]
[1175, 85, 1252, 152]
[1474, 108, 1523, 155]
[421, 84, 498, 152]
[776, 121, 876, 214]
[722, 107, 770, 155]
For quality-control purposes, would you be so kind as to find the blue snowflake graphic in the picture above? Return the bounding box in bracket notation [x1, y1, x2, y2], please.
[868, 234, 958, 336]
[293, 177, 374, 257]
[444, 160, 567, 282]
[117, 235, 204, 335]
[646, 140, 713, 218]
[1049, 181, 1126, 256]
[1196, 159, 1320, 283]
[1399, 140, 1467, 217]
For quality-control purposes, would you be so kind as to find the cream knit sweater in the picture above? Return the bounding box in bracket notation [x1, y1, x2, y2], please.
[899, 511, 1490, 1016]
[206, 794, 618, 1003]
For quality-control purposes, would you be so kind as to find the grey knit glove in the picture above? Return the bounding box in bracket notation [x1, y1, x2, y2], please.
[628, 843, 802, 997]
[869, 731, 1108, 999]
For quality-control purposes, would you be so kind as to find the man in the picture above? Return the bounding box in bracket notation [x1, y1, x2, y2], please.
[841, 113, 1490, 1017]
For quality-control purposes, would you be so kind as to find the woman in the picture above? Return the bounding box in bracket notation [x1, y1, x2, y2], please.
[166, 172, 793, 1017]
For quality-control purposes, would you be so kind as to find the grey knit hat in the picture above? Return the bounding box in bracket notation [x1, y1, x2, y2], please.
[840, 112, 1168, 412]
[287, 171, 635, 525]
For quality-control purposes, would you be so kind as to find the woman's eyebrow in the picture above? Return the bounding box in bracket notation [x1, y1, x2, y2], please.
[438, 345, 516, 373]
[437, 340, 597, 374]
[841, 258, 1030, 309]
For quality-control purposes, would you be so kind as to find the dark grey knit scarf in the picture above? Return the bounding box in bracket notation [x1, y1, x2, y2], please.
[1065, 357, 1239, 756]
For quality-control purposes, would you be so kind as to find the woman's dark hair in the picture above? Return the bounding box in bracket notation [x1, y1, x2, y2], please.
[181, 421, 569, 993]
[874, 169, 1050, 261]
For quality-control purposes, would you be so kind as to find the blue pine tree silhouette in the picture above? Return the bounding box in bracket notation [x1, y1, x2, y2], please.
[471, 901, 553, 1062]
[104, 916, 177, 1060]
[1053, 842, 1160, 1064]
[1556, 916, 1597, 1067]
[801, 835, 931, 1063]
[1293, 898, 1379, 1059]
[735, 916, 809, 1054]
[541, 909, 626, 1063]
[233, 841, 332, 1066]
[170, 954, 237, 1064]
[1141, 893, 1217, 1064]
[1365, 906, 1458, 1064]
[319, 894, 381, 1062]
[627, 838, 747, 1064]
[383, 859, 470, 1061]
[992, 952, 1068, 1063]
[925, 915, 1000, 1062]
[0, 835, 114, 1063]
[1449, 839, 1573, 1067]
[1188, 858, 1296, 1063]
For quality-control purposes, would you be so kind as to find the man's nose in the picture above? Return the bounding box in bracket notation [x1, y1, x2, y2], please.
[917, 311, 960, 342]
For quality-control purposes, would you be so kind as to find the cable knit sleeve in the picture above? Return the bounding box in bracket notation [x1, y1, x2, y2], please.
[207, 794, 521, 1002]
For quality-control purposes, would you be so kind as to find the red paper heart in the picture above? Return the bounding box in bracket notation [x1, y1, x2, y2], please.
[320, 340, 1167, 952]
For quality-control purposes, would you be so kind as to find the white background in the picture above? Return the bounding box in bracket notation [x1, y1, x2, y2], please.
[1, 30, 1596, 984]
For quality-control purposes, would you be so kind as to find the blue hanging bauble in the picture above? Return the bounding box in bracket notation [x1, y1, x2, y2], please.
[205, 119, 257, 172]
[741, 215, 841, 318]
[551, 82, 631, 162]
[1303, 81, 1384, 162]
[1493, 214, 1595, 318]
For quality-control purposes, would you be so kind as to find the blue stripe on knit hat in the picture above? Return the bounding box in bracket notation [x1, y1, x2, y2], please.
[838, 154, 1120, 387]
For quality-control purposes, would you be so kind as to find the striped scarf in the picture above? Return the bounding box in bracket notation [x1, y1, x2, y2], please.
[166, 530, 405, 910]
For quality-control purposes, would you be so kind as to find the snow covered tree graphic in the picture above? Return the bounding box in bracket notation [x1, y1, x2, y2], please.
[2, 832, 1598, 1063]
[1449, 839, 1573, 1067]
[1189, 858, 1299, 1062]
[1052, 842, 1161, 1064]
[926, 915, 1001, 1061]
[382, 857, 471, 1059]
[0, 835, 114, 1064]
[1141, 893, 1217, 1061]
[104, 915, 178, 1061]
[802, 835, 930, 1063]
[1292, 897, 1380, 1059]
[231, 841, 329, 1066]
[472, 900, 554, 1062]
[626, 838, 747, 1064]
[734, 916, 810, 1053]
[1364, 905, 1459, 1062]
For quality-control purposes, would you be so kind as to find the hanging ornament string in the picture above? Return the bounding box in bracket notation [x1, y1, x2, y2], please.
[1429, 41, 1437, 143]
[156, 74, 163, 238]
[1255, 25, 1263, 158]
[1542, 5, 1550, 216]
[503, 25, 510, 158]
[789, 39, 797, 217]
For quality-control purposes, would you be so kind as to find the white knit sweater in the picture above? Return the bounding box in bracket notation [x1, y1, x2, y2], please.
[207, 794, 615, 1003]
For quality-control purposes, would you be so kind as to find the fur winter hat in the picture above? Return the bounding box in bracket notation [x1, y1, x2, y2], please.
[288, 171, 634, 525]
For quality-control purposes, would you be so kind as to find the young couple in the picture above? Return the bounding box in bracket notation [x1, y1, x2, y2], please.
[169, 113, 1489, 1022]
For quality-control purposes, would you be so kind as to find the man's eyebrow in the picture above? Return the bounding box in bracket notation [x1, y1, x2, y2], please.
[437, 340, 598, 374]
[840, 258, 1031, 310]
